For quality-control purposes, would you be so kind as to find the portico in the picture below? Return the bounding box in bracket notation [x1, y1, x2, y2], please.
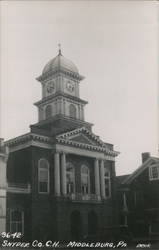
[53, 131, 118, 200]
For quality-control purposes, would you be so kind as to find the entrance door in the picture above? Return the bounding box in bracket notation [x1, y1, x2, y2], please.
[70, 210, 82, 240]
[88, 211, 98, 235]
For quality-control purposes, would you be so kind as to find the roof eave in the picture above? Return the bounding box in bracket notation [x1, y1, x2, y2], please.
[36, 68, 85, 82]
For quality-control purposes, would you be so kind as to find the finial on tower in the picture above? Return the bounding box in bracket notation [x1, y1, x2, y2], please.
[58, 43, 62, 55]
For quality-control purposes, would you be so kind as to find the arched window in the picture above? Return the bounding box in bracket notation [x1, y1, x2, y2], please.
[10, 209, 24, 233]
[81, 165, 90, 195]
[66, 162, 75, 194]
[38, 159, 49, 193]
[104, 167, 111, 198]
[45, 105, 52, 119]
[69, 104, 76, 119]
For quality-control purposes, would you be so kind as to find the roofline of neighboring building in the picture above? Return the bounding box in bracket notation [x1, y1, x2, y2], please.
[122, 156, 159, 185]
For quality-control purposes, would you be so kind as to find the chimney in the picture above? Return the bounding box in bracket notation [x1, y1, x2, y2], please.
[142, 152, 150, 163]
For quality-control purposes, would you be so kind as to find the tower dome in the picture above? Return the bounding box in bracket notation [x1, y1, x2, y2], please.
[42, 51, 79, 75]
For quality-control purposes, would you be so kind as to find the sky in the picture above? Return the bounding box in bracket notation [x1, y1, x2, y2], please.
[0, 1, 158, 176]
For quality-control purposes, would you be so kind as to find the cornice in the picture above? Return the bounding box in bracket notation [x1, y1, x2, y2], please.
[31, 114, 93, 128]
[4, 128, 119, 157]
[56, 137, 118, 156]
[37, 67, 84, 82]
[5, 133, 51, 148]
[34, 91, 88, 107]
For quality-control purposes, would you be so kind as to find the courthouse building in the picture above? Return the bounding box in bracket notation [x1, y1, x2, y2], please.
[5, 48, 119, 241]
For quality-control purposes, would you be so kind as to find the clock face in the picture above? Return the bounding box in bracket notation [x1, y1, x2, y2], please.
[46, 81, 55, 94]
[66, 81, 75, 93]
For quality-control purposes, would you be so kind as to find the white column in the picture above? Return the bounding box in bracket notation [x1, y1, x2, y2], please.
[55, 100, 57, 115]
[61, 99, 64, 115]
[38, 107, 42, 121]
[63, 99, 66, 116]
[78, 105, 80, 120]
[81, 105, 84, 120]
[94, 159, 100, 197]
[54, 152, 60, 196]
[100, 160, 105, 198]
[61, 152, 67, 196]
[123, 192, 128, 212]
[57, 99, 60, 114]
[59, 99, 61, 114]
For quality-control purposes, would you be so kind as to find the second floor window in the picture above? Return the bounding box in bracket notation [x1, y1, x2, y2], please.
[81, 165, 90, 195]
[38, 159, 49, 193]
[149, 165, 159, 181]
[104, 167, 111, 198]
[66, 162, 75, 194]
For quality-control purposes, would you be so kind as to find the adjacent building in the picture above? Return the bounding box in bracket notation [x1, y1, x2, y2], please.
[5, 49, 119, 241]
[117, 153, 159, 241]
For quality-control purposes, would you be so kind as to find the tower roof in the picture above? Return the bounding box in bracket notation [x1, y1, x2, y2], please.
[37, 46, 84, 82]
[42, 53, 79, 75]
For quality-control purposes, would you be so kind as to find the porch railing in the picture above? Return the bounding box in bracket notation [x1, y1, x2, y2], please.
[68, 193, 101, 202]
[7, 183, 31, 194]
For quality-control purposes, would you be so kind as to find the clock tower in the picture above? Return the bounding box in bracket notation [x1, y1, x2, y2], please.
[32, 47, 93, 135]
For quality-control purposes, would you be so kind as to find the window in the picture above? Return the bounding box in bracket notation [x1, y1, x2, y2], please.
[45, 105, 52, 119]
[104, 167, 111, 198]
[66, 162, 75, 194]
[149, 165, 159, 181]
[69, 104, 76, 119]
[81, 165, 90, 195]
[10, 210, 24, 233]
[38, 159, 49, 193]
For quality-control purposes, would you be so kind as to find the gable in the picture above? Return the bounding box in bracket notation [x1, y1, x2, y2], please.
[122, 157, 159, 185]
[69, 134, 96, 146]
[56, 126, 105, 147]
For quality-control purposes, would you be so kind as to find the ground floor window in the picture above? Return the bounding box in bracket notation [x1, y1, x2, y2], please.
[10, 209, 24, 233]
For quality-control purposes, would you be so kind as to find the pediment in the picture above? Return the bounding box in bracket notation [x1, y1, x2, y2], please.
[56, 127, 105, 148]
[68, 134, 96, 146]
